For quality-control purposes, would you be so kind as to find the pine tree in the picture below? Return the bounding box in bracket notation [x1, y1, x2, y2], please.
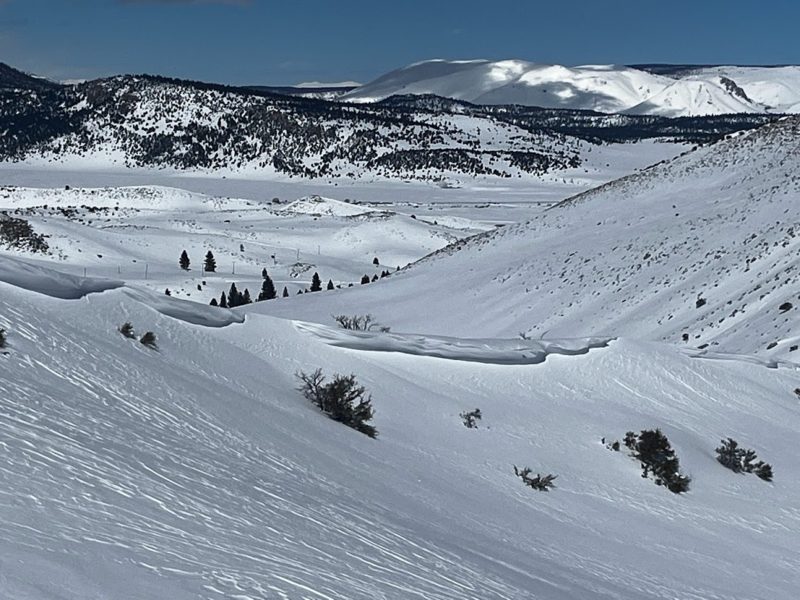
[179, 250, 190, 270]
[209, 297, 218, 307]
[164, 288, 171, 296]
[327, 279, 335, 290]
[371, 274, 379, 282]
[258, 275, 277, 301]
[361, 274, 370, 284]
[219, 291, 228, 308]
[310, 272, 322, 292]
[716, 438, 743, 472]
[228, 282, 240, 307]
[262, 267, 268, 279]
[373, 256, 380, 266]
[204, 251, 216, 272]
[242, 288, 252, 304]
[282, 286, 289, 298]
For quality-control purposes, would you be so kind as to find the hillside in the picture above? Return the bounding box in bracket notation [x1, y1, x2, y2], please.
[343, 59, 799, 116]
[0, 62, 59, 91]
[0, 74, 584, 179]
[2, 255, 799, 599]
[0, 65, 778, 181]
[258, 116, 800, 358]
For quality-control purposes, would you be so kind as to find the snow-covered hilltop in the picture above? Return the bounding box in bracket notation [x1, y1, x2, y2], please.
[343, 59, 800, 116]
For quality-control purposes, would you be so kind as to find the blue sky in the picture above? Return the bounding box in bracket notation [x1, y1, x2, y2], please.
[2, 0, 799, 85]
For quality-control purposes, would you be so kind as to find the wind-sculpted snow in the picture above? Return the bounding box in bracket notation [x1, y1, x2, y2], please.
[0, 254, 122, 298]
[122, 287, 244, 327]
[2, 286, 800, 599]
[295, 321, 611, 364]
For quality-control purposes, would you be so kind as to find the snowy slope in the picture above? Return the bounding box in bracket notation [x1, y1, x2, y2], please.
[2, 259, 799, 599]
[626, 76, 763, 117]
[0, 184, 492, 304]
[258, 116, 800, 359]
[679, 65, 800, 113]
[343, 59, 673, 113]
[343, 59, 798, 116]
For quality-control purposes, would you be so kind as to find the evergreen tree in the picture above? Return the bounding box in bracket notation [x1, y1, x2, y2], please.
[242, 288, 252, 305]
[228, 282, 240, 307]
[204, 251, 216, 272]
[282, 286, 289, 298]
[262, 267, 268, 279]
[258, 275, 277, 301]
[310, 272, 322, 292]
[371, 274, 379, 282]
[209, 297, 218, 307]
[361, 274, 370, 284]
[164, 288, 171, 296]
[179, 250, 190, 270]
[219, 291, 228, 308]
[327, 279, 335, 290]
[373, 256, 380, 266]
[716, 438, 743, 472]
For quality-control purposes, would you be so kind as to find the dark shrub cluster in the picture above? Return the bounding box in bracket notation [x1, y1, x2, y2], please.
[716, 438, 773, 481]
[624, 429, 691, 493]
[297, 369, 377, 438]
[460, 408, 482, 429]
[513, 466, 557, 491]
[119, 322, 157, 350]
[0, 212, 49, 253]
[333, 314, 389, 332]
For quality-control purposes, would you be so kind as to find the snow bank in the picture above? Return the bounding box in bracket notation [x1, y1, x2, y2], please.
[295, 321, 611, 364]
[122, 287, 244, 327]
[0, 255, 122, 298]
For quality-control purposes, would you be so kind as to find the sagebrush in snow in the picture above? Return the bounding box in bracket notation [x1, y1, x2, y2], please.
[296, 369, 377, 438]
[139, 331, 158, 350]
[460, 408, 482, 429]
[333, 314, 390, 332]
[513, 466, 556, 491]
[119, 322, 136, 339]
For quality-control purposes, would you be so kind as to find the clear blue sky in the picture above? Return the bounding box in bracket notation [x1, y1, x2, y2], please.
[2, 0, 798, 85]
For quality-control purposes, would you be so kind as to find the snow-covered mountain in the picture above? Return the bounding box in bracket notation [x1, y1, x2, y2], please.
[343, 59, 800, 116]
[0, 62, 780, 180]
[0, 73, 588, 179]
[261, 115, 800, 359]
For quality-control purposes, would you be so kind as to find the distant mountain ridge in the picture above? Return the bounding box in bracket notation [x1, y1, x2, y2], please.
[342, 59, 800, 116]
[0, 62, 60, 91]
[0, 62, 780, 177]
